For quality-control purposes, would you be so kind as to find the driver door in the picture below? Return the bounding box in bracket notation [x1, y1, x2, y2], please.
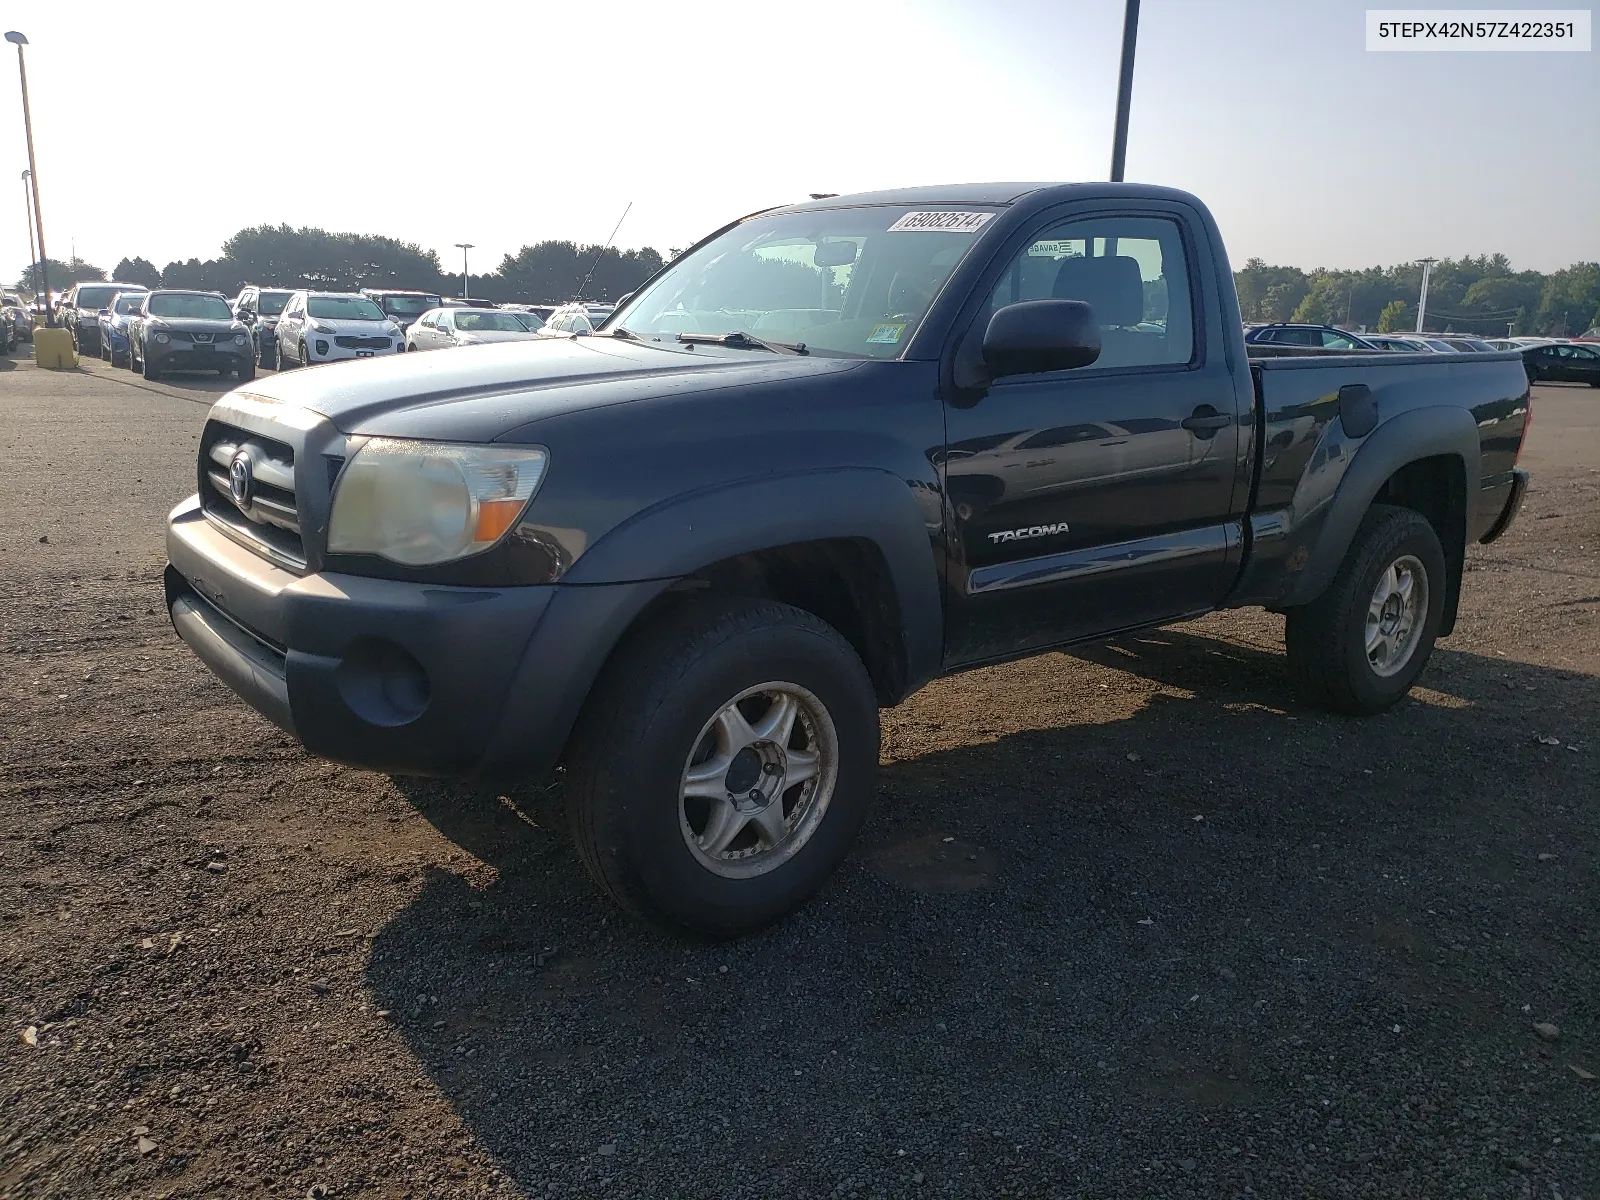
[941, 208, 1250, 666]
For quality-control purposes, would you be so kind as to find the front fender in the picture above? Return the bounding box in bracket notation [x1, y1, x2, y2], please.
[564, 466, 945, 690]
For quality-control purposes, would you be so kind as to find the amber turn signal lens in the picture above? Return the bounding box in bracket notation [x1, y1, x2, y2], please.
[474, 498, 525, 542]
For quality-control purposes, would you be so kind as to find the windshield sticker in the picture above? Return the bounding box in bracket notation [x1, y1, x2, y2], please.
[867, 323, 906, 344]
[887, 211, 996, 234]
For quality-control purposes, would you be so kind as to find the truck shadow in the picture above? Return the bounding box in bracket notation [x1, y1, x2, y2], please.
[367, 630, 1598, 1193]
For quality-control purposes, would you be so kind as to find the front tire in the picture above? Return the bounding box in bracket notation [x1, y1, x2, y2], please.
[139, 342, 160, 381]
[1285, 503, 1446, 715]
[565, 598, 880, 936]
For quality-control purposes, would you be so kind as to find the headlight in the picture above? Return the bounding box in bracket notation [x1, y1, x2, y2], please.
[327, 439, 549, 565]
[155, 332, 170, 344]
[312, 322, 335, 334]
[233, 333, 247, 346]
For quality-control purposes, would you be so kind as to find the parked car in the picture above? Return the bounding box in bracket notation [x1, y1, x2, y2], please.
[405, 306, 544, 351]
[1365, 335, 1433, 352]
[1573, 327, 1600, 342]
[538, 302, 601, 336]
[1243, 322, 1379, 350]
[1522, 340, 1600, 385]
[271, 291, 404, 369]
[359, 288, 442, 332]
[98, 290, 148, 367]
[61, 281, 148, 357]
[439, 297, 497, 309]
[164, 181, 1532, 935]
[232, 286, 295, 368]
[1435, 336, 1498, 353]
[128, 290, 255, 381]
[0, 305, 17, 354]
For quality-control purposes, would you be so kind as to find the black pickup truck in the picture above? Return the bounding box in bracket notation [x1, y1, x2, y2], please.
[164, 182, 1530, 934]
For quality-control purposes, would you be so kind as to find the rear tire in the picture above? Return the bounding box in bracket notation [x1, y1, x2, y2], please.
[1284, 503, 1446, 715]
[565, 598, 880, 936]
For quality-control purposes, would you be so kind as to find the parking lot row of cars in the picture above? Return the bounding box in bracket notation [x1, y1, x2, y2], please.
[36, 280, 618, 374]
[1244, 321, 1600, 384]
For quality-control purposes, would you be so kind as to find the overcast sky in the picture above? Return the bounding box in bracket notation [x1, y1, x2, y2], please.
[3, 0, 1595, 286]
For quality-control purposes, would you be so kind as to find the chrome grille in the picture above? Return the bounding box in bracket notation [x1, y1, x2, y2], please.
[199, 421, 304, 566]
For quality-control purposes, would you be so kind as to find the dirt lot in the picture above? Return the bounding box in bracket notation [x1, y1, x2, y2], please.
[1, 354, 1597, 1199]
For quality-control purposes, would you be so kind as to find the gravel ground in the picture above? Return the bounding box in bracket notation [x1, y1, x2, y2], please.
[1, 354, 1597, 1199]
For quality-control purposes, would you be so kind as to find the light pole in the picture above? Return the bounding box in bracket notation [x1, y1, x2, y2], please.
[7, 31, 53, 326]
[1109, 0, 1141, 182]
[21, 169, 38, 300]
[1414, 257, 1438, 334]
[454, 242, 474, 300]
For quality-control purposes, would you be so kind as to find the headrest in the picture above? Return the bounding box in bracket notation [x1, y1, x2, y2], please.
[1051, 254, 1145, 327]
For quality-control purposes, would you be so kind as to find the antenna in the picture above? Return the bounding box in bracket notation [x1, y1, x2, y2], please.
[575, 201, 632, 303]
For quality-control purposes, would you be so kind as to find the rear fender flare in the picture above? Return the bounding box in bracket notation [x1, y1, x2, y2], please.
[1284, 405, 1478, 607]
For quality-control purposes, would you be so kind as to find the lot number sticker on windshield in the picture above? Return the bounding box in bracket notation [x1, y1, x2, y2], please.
[887, 211, 996, 234]
[867, 323, 906, 344]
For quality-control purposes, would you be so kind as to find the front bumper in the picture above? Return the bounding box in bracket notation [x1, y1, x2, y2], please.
[164, 496, 662, 777]
[149, 342, 253, 371]
[74, 322, 101, 349]
[1479, 466, 1529, 545]
[306, 340, 403, 363]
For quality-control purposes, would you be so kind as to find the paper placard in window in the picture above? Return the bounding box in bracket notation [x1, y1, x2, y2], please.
[886, 211, 996, 234]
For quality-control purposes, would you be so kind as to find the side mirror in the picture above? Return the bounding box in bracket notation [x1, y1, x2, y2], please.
[982, 299, 1101, 377]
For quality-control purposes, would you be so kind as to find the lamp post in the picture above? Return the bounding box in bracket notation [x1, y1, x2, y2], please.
[1109, 0, 1141, 182]
[454, 242, 474, 300]
[1414, 257, 1438, 334]
[21, 169, 39, 301]
[7, 31, 53, 326]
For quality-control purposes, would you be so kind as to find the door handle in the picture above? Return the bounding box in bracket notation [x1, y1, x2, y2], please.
[1181, 408, 1233, 434]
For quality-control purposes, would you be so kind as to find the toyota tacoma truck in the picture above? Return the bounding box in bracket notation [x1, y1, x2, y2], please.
[164, 182, 1531, 934]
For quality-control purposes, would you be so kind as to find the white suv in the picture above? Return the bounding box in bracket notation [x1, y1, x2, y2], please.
[272, 291, 404, 368]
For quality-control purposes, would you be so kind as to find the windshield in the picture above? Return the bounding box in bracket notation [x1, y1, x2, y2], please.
[513, 312, 544, 330]
[149, 293, 232, 320]
[76, 286, 121, 310]
[113, 295, 144, 315]
[379, 294, 440, 316]
[610, 205, 997, 358]
[308, 295, 386, 321]
[455, 311, 536, 332]
[259, 291, 291, 316]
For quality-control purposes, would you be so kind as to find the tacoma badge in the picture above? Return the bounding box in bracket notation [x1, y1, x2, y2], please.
[988, 522, 1070, 544]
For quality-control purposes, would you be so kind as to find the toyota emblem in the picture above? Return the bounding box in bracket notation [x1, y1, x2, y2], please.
[229, 450, 255, 508]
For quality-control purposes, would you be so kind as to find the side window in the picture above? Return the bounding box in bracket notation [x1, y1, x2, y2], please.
[986, 215, 1194, 369]
[572, 315, 593, 333]
[1321, 331, 1360, 349]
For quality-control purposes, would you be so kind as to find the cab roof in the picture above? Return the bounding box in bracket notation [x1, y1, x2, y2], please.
[767, 181, 1201, 216]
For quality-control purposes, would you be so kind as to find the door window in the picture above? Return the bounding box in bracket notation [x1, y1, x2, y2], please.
[1320, 330, 1362, 349]
[985, 215, 1195, 369]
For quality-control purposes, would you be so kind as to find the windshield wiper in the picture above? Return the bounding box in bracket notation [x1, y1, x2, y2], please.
[676, 330, 808, 355]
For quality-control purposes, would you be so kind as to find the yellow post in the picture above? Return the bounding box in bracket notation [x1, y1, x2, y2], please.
[33, 326, 76, 369]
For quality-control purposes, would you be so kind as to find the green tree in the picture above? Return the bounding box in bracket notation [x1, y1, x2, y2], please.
[493, 241, 665, 304]
[1376, 299, 1410, 332]
[113, 257, 162, 289]
[1533, 263, 1600, 335]
[16, 257, 96, 291]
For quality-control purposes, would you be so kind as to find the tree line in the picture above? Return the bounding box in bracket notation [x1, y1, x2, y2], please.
[17, 228, 1600, 336]
[1235, 255, 1600, 336]
[16, 224, 670, 305]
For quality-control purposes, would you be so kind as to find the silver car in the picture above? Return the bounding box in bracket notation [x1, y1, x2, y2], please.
[405, 306, 544, 351]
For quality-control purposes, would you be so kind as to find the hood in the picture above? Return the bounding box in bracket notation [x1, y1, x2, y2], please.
[455, 330, 543, 345]
[232, 336, 865, 441]
[150, 316, 246, 335]
[309, 316, 400, 336]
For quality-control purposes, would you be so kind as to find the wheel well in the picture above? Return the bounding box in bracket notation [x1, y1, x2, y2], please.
[1373, 454, 1466, 635]
[628, 539, 908, 705]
